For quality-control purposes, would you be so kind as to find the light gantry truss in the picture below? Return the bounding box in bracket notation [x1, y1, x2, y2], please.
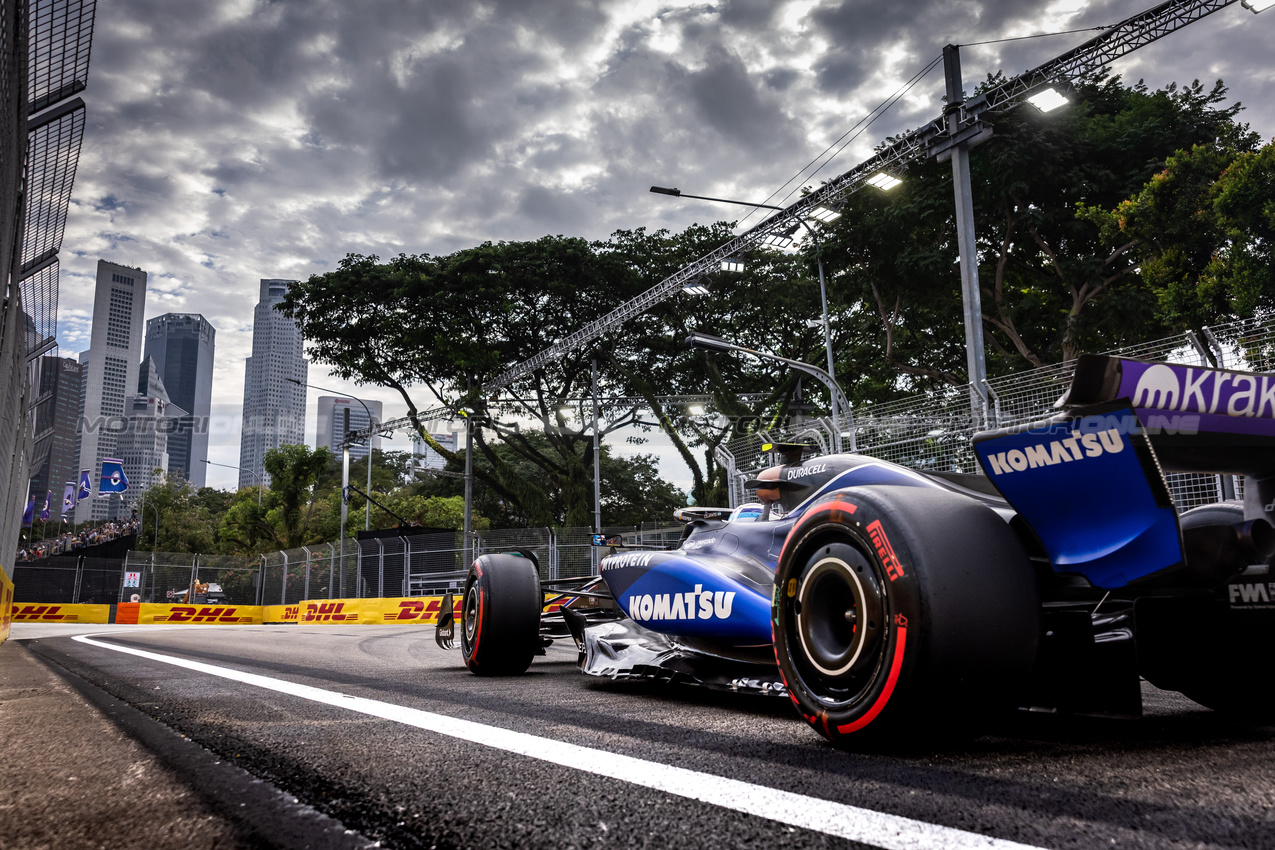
[485, 0, 1249, 393]
[341, 395, 774, 447]
[341, 0, 1255, 448]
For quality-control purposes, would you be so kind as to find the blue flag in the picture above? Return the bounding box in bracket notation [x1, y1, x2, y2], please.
[40, 490, 50, 522]
[21, 495, 35, 527]
[62, 482, 75, 516]
[78, 469, 92, 502]
[99, 459, 129, 494]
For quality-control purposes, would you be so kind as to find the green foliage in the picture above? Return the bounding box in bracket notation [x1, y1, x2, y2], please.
[1082, 139, 1274, 333]
[823, 73, 1259, 380]
[132, 474, 221, 553]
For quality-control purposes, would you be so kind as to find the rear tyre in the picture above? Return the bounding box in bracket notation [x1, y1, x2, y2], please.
[460, 553, 542, 676]
[774, 486, 1038, 748]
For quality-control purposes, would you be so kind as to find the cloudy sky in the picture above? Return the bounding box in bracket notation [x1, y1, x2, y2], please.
[56, 0, 1275, 492]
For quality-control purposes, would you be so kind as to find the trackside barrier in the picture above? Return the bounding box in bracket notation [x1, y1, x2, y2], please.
[102, 596, 467, 626]
[0, 568, 13, 643]
[10, 603, 108, 623]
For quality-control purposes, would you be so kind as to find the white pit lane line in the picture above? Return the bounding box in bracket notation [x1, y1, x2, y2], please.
[74, 633, 1042, 850]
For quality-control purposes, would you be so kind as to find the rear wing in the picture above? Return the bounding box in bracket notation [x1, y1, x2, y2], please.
[1063, 355, 1275, 477]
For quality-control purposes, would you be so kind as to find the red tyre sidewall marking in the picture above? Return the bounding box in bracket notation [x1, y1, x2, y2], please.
[468, 561, 485, 667]
[777, 497, 858, 568]
[835, 625, 907, 735]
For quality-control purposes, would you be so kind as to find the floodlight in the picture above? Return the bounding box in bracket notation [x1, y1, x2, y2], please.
[1241, 0, 1274, 11]
[761, 232, 794, 248]
[687, 404, 706, 416]
[721, 258, 745, 273]
[865, 173, 902, 191]
[805, 319, 823, 329]
[1027, 87, 1069, 112]
[809, 205, 842, 222]
[682, 283, 711, 296]
[686, 332, 739, 354]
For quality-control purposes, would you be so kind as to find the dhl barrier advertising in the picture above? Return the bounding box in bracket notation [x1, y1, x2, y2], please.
[0, 568, 13, 643]
[263, 604, 301, 624]
[116, 603, 265, 625]
[297, 595, 463, 625]
[9, 603, 109, 624]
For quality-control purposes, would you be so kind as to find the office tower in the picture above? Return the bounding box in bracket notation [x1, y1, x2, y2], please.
[411, 432, 457, 474]
[75, 260, 148, 522]
[28, 357, 82, 512]
[117, 357, 186, 508]
[316, 396, 383, 463]
[143, 313, 215, 487]
[239, 279, 307, 490]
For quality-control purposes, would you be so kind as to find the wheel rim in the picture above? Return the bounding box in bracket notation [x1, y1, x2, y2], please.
[463, 582, 480, 647]
[789, 542, 888, 707]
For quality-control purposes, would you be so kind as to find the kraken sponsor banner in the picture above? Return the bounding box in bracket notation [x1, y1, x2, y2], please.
[0, 569, 13, 643]
[136, 603, 264, 624]
[9, 603, 109, 623]
[263, 604, 301, 623]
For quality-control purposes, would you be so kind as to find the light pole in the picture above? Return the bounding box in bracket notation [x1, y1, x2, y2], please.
[650, 186, 851, 449]
[200, 459, 262, 505]
[686, 332, 850, 453]
[288, 378, 378, 533]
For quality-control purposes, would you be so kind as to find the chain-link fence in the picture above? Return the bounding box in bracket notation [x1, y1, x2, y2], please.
[717, 317, 1274, 512]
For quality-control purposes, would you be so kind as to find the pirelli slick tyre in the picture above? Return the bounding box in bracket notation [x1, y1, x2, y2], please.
[460, 553, 541, 676]
[773, 485, 1039, 748]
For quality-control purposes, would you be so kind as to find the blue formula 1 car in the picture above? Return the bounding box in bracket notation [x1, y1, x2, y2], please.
[439, 354, 1275, 747]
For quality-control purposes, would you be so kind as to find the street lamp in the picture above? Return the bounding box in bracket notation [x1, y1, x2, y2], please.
[650, 185, 879, 450]
[286, 378, 378, 533]
[685, 332, 850, 453]
[200, 459, 262, 505]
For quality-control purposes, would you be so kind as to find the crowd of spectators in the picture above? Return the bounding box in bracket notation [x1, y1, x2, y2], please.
[15, 518, 140, 563]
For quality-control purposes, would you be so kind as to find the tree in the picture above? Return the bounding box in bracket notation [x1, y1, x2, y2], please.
[821, 73, 1260, 383]
[1081, 139, 1274, 339]
[132, 473, 220, 553]
[217, 445, 332, 552]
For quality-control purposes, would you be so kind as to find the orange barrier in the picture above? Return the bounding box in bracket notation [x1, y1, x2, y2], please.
[9, 603, 109, 623]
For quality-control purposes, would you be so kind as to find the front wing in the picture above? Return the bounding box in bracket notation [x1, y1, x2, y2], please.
[579, 619, 787, 697]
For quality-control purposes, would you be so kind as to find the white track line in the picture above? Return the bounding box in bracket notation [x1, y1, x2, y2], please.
[74, 633, 1042, 850]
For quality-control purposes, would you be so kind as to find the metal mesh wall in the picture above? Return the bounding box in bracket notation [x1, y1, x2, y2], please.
[12, 556, 77, 602]
[123, 551, 194, 603]
[405, 531, 465, 595]
[0, 0, 30, 577]
[27, 0, 94, 113]
[474, 527, 552, 579]
[193, 552, 262, 606]
[77, 554, 118, 602]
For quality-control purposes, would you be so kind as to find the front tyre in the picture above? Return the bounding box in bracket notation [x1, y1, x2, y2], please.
[460, 553, 542, 676]
[774, 486, 1038, 748]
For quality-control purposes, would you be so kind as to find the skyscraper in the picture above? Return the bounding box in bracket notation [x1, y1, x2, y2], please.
[28, 356, 82, 512]
[239, 279, 307, 490]
[143, 313, 215, 487]
[316, 396, 382, 463]
[75, 260, 147, 523]
[117, 356, 186, 508]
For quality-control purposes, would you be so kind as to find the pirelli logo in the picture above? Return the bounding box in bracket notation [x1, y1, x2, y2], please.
[303, 601, 359, 623]
[866, 520, 905, 582]
[11, 604, 77, 622]
[153, 606, 256, 623]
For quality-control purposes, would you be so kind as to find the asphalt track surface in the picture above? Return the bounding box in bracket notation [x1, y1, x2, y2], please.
[18, 624, 1275, 850]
